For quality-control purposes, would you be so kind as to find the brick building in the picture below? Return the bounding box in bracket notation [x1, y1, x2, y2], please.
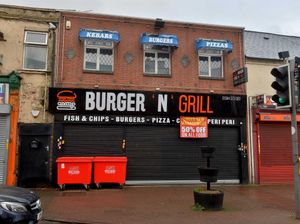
[0, 4, 59, 186]
[49, 11, 248, 184]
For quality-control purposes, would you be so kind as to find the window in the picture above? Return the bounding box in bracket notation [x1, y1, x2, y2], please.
[0, 83, 9, 104]
[23, 31, 48, 70]
[198, 49, 223, 78]
[84, 40, 114, 73]
[144, 44, 170, 75]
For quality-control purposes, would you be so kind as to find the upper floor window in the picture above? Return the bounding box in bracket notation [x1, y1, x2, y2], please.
[144, 44, 170, 76]
[84, 39, 114, 73]
[198, 49, 223, 78]
[23, 31, 48, 70]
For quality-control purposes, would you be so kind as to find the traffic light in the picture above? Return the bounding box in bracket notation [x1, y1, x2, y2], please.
[271, 64, 291, 108]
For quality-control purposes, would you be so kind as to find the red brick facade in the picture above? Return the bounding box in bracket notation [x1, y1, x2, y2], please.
[56, 12, 245, 95]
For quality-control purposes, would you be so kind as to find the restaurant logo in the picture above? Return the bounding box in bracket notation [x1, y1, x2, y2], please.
[56, 90, 77, 111]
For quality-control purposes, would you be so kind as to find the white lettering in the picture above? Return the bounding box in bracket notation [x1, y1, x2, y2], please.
[149, 37, 173, 44]
[127, 93, 135, 112]
[136, 94, 146, 112]
[157, 94, 168, 112]
[96, 92, 106, 111]
[151, 117, 171, 124]
[206, 41, 228, 49]
[86, 32, 113, 40]
[86, 92, 95, 110]
[107, 92, 117, 111]
[63, 115, 80, 121]
[85, 92, 146, 112]
[117, 93, 127, 111]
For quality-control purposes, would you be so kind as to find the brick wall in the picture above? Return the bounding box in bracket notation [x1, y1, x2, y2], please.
[56, 12, 245, 94]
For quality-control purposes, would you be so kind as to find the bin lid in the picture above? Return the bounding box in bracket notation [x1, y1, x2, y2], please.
[56, 157, 94, 162]
[93, 156, 127, 162]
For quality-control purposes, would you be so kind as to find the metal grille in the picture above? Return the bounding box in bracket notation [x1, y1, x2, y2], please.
[145, 52, 155, 73]
[211, 56, 222, 77]
[30, 199, 41, 211]
[199, 53, 223, 78]
[199, 56, 209, 76]
[99, 48, 113, 72]
[157, 53, 169, 74]
[144, 52, 170, 75]
[84, 46, 113, 72]
[85, 48, 97, 70]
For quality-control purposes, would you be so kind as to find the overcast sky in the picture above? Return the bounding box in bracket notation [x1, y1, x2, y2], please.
[1, 0, 300, 36]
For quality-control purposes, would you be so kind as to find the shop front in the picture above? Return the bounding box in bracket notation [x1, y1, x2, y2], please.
[49, 87, 247, 184]
[255, 112, 300, 184]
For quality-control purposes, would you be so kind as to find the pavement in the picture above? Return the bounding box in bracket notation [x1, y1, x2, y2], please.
[36, 184, 300, 224]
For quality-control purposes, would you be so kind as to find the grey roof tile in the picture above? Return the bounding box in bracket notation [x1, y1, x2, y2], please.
[244, 30, 300, 60]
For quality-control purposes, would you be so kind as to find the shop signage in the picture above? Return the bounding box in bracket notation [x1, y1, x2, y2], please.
[180, 116, 208, 138]
[256, 94, 276, 108]
[54, 114, 240, 126]
[140, 33, 179, 47]
[49, 88, 247, 118]
[259, 113, 300, 122]
[233, 67, 248, 87]
[196, 39, 233, 52]
[79, 28, 120, 42]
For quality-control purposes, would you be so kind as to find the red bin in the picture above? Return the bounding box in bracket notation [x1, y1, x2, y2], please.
[56, 157, 94, 190]
[93, 156, 128, 188]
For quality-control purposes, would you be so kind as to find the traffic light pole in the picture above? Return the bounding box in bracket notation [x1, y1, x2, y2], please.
[289, 59, 300, 219]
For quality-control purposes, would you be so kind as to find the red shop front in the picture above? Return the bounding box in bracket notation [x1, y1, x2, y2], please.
[255, 112, 300, 184]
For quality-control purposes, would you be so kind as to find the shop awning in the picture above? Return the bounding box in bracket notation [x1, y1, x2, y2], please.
[79, 28, 120, 42]
[196, 39, 233, 52]
[140, 33, 178, 48]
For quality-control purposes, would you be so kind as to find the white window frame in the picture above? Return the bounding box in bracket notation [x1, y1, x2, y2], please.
[23, 31, 48, 71]
[143, 44, 171, 76]
[83, 39, 114, 73]
[198, 49, 223, 78]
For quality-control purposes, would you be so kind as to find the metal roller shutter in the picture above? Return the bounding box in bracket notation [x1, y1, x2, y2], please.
[259, 123, 298, 184]
[0, 116, 8, 184]
[61, 125, 240, 181]
[61, 125, 125, 156]
[125, 126, 240, 181]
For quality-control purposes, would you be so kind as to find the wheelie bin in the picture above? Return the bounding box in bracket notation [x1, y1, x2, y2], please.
[56, 157, 94, 190]
[93, 156, 128, 188]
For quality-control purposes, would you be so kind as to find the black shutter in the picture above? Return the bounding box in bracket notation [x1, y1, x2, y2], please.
[125, 126, 240, 181]
[62, 125, 124, 156]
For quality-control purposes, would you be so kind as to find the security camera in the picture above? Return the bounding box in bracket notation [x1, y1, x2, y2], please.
[48, 22, 56, 30]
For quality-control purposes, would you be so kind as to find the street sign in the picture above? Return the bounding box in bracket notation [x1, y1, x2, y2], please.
[233, 67, 248, 87]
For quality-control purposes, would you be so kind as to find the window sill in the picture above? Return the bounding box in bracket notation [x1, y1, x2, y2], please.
[144, 73, 171, 78]
[83, 70, 114, 75]
[198, 76, 224, 81]
[18, 69, 50, 74]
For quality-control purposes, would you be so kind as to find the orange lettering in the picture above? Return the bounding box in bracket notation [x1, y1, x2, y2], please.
[179, 95, 187, 113]
[207, 96, 213, 114]
[188, 95, 196, 113]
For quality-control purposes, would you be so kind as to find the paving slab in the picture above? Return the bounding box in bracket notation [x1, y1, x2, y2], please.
[36, 184, 299, 224]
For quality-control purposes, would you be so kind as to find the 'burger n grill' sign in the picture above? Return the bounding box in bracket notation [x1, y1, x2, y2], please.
[49, 87, 246, 118]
